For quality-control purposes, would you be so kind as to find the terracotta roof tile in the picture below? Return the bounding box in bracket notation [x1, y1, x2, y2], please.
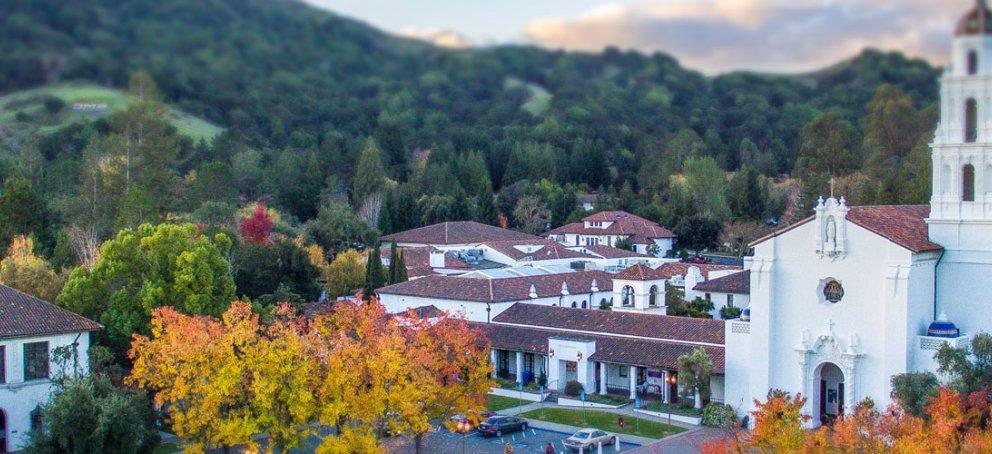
[751, 205, 941, 254]
[492, 303, 725, 345]
[471, 311, 726, 372]
[655, 262, 742, 280]
[376, 271, 613, 303]
[0, 285, 102, 339]
[480, 240, 596, 261]
[381, 221, 539, 245]
[545, 211, 675, 242]
[614, 264, 669, 281]
[693, 270, 750, 294]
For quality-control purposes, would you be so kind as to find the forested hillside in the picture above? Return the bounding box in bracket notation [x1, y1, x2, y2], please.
[0, 0, 942, 265]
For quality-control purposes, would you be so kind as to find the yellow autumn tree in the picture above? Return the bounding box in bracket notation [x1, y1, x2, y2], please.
[324, 249, 365, 298]
[0, 235, 63, 301]
[128, 302, 259, 453]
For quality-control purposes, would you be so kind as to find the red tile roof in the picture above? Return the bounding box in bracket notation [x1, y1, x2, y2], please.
[381, 221, 539, 245]
[614, 264, 670, 281]
[693, 270, 750, 295]
[545, 211, 675, 243]
[481, 240, 595, 262]
[751, 205, 942, 254]
[655, 262, 742, 280]
[472, 321, 725, 373]
[492, 303, 725, 345]
[376, 271, 613, 303]
[0, 285, 102, 340]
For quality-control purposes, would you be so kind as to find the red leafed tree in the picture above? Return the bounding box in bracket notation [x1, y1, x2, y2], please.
[241, 203, 273, 244]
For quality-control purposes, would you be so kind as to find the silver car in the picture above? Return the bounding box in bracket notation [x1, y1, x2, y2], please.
[563, 428, 616, 451]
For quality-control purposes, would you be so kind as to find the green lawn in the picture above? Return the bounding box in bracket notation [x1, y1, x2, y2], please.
[0, 83, 224, 142]
[486, 394, 531, 412]
[519, 408, 683, 440]
[641, 402, 702, 417]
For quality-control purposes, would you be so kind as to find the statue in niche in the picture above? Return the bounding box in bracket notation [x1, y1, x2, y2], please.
[825, 216, 837, 254]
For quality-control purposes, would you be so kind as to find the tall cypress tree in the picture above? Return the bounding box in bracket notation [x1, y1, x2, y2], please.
[394, 251, 408, 284]
[387, 242, 400, 283]
[363, 243, 386, 300]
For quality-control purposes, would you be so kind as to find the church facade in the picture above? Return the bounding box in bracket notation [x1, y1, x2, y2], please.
[724, 2, 992, 426]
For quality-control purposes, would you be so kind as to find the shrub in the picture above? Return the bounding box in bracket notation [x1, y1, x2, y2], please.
[720, 306, 743, 320]
[701, 402, 736, 427]
[564, 380, 584, 397]
[538, 371, 547, 387]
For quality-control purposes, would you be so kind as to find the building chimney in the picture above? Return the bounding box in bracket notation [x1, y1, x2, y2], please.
[429, 250, 446, 268]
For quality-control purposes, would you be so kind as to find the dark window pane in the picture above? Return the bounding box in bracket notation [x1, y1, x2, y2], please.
[966, 99, 979, 143]
[23, 342, 49, 381]
[0, 345, 5, 383]
[964, 164, 976, 202]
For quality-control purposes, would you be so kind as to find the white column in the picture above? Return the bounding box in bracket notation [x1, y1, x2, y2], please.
[490, 349, 497, 372]
[662, 370, 669, 403]
[629, 365, 637, 399]
[599, 363, 607, 395]
[516, 351, 525, 385]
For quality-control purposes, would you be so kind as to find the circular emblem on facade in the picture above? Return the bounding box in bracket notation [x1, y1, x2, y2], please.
[823, 280, 844, 303]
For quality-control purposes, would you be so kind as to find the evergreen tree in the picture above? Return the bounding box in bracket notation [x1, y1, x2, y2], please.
[393, 251, 408, 284]
[362, 243, 386, 300]
[475, 193, 499, 226]
[727, 166, 766, 221]
[378, 191, 396, 235]
[353, 138, 387, 206]
[387, 242, 400, 284]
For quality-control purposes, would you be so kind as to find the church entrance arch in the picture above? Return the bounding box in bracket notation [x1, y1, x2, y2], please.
[815, 362, 845, 425]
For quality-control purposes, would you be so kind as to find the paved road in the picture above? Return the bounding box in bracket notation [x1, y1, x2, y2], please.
[385, 426, 632, 453]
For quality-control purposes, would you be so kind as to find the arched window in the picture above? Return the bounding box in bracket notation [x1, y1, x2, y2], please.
[966, 98, 979, 143]
[648, 285, 659, 307]
[964, 164, 976, 202]
[581, 300, 587, 309]
[969, 50, 979, 75]
[621, 286, 635, 307]
[571, 301, 577, 308]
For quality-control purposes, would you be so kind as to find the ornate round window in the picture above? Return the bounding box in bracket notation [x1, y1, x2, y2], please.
[823, 280, 844, 303]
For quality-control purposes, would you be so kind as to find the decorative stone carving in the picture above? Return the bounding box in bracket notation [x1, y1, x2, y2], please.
[795, 320, 863, 426]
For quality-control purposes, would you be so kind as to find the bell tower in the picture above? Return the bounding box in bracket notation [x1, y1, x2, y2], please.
[930, 0, 992, 241]
[930, 0, 992, 340]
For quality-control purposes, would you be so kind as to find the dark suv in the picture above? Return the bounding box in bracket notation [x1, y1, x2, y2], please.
[476, 416, 528, 437]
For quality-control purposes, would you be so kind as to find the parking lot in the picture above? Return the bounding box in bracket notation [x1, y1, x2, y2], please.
[385, 426, 637, 453]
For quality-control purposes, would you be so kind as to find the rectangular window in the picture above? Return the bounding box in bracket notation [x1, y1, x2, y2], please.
[23, 341, 49, 381]
[0, 345, 5, 383]
[619, 366, 628, 378]
[705, 293, 712, 302]
[727, 294, 735, 307]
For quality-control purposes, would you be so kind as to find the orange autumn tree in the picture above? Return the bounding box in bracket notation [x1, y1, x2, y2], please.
[704, 387, 992, 453]
[131, 297, 492, 453]
[128, 302, 261, 453]
[303, 299, 490, 454]
[400, 308, 492, 453]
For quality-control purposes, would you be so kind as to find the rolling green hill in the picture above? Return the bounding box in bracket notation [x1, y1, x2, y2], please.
[0, 83, 223, 141]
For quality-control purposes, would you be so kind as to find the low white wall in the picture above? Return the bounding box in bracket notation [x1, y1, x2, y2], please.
[633, 409, 701, 426]
[489, 387, 547, 402]
[557, 396, 628, 409]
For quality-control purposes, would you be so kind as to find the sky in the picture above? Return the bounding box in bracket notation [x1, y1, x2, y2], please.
[304, 0, 977, 74]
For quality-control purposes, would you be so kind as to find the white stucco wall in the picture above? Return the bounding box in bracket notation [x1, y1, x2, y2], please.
[1, 332, 92, 451]
[377, 291, 615, 322]
[741, 220, 936, 426]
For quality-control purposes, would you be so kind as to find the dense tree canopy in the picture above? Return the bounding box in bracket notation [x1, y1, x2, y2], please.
[58, 223, 237, 351]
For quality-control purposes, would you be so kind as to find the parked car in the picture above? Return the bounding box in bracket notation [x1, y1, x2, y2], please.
[476, 415, 528, 437]
[563, 429, 616, 451]
[450, 411, 497, 433]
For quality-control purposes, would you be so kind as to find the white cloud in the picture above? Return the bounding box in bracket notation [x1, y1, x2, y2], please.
[524, 0, 967, 73]
[397, 27, 476, 49]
